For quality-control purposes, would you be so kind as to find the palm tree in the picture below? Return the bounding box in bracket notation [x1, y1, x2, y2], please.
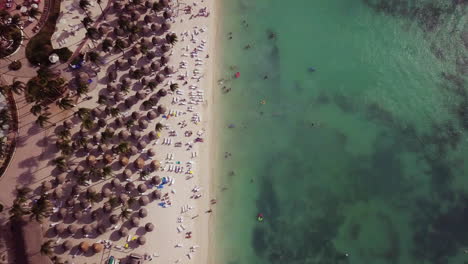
[101, 128, 114, 142]
[56, 97, 75, 110]
[86, 191, 100, 205]
[125, 120, 134, 130]
[81, 117, 95, 130]
[57, 129, 71, 140]
[155, 122, 163, 131]
[30, 104, 43, 116]
[108, 107, 120, 117]
[76, 82, 90, 98]
[75, 107, 91, 120]
[116, 142, 130, 154]
[86, 51, 101, 66]
[101, 166, 113, 178]
[119, 206, 131, 221]
[165, 33, 178, 45]
[152, 2, 163, 12]
[114, 39, 127, 53]
[30, 195, 52, 222]
[79, 0, 91, 11]
[81, 16, 94, 28]
[120, 83, 130, 94]
[102, 38, 113, 52]
[147, 81, 157, 91]
[27, 8, 41, 19]
[97, 94, 107, 105]
[52, 156, 68, 171]
[76, 173, 90, 186]
[57, 139, 73, 156]
[40, 240, 54, 256]
[36, 112, 51, 128]
[108, 196, 120, 208]
[9, 202, 29, 221]
[169, 83, 179, 92]
[9, 79, 25, 95]
[15, 186, 32, 203]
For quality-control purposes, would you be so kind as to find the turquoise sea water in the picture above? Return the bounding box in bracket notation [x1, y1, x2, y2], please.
[214, 1, 468, 264]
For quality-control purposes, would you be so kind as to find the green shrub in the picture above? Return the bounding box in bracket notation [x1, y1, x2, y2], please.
[55, 47, 73, 62]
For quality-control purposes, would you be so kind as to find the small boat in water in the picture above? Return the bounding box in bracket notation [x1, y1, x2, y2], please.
[308, 67, 316, 72]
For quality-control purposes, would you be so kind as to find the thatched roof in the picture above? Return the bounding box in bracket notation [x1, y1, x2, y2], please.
[119, 193, 130, 203]
[41, 181, 52, 192]
[67, 224, 78, 234]
[79, 241, 90, 252]
[151, 175, 161, 185]
[147, 148, 156, 156]
[91, 210, 100, 220]
[137, 236, 146, 245]
[119, 226, 128, 236]
[71, 185, 81, 195]
[137, 141, 147, 150]
[138, 119, 149, 129]
[58, 207, 67, 219]
[139, 208, 148, 218]
[53, 188, 64, 199]
[125, 182, 135, 192]
[103, 202, 112, 213]
[55, 173, 66, 184]
[131, 111, 141, 119]
[163, 10, 173, 19]
[55, 223, 66, 234]
[149, 131, 158, 140]
[155, 73, 165, 83]
[123, 169, 132, 179]
[80, 199, 90, 209]
[119, 130, 130, 140]
[111, 178, 121, 188]
[151, 23, 161, 32]
[82, 225, 93, 235]
[97, 224, 108, 234]
[109, 214, 119, 224]
[104, 153, 114, 164]
[135, 157, 145, 169]
[150, 160, 161, 170]
[139, 195, 150, 206]
[93, 243, 103, 253]
[62, 240, 73, 251]
[137, 183, 147, 193]
[73, 210, 83, 220]
[65, 198, 75, 207]
[136, 90, 146, 100]
[63, 119, 73, 129]
[131, 216, 140, 227]
[120, 156, 129, 166]
[145, 222, 154, 232]
[152, 189, 162, 199]
[87, 155, 97, 166]
[147, 110, 157, 120]
[102, 187, 112, 197]
[132, 130, 141, 140]
[130, 145, 138, 155]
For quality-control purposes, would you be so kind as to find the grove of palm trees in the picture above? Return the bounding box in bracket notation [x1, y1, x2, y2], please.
[2, 0, 182, 262]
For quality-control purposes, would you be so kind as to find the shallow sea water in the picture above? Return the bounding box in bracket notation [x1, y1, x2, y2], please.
[214, 1, 468, 264]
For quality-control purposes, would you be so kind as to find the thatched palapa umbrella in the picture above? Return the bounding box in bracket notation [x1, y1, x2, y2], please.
[151, 23, 161, 32]
[114, 92, 124, 102]
[160, 0, 169, 7]
[160, 55, 169, 65]
[91, 210, 100, 220]
[80, 199, 90, 209]
[137, 184, 147, 193]
[55, 223, 66, 234]
[71, 184, 81, 195]
[98, 119, 106, 128]
[93, 134, 102, 143]
[139, 208, 148, 218]
[131, 130, 141, 140]
[79, 241, 90, 252]
[148, 130, 158, 140]
[144, 14, 153, 24]
[93, 243, 103, 253]
[125, 182, 135, 192]
[125, 98, 134, 108]
[129, 145, 138, 155]
[137, 141, 147, 150]
[145, 222, 154, 232]
[147, 111, 157, 120]
[42, 181, 52, 192]
[114, 117, 124, 127]
[120, 156, 129, 166]
[103, 202, 112, 213]
[65, 198, 75, 207]
[155, 74, 165, 83]
[119, 130, 130, 140]
[97, 224, 108, 234]
[163, 10, 173, 19]
[161, 22, 171, 31]
[53, 187, 64, 199]
[137, 236, 146, 245]
[164, 65, 174, 74]
[151, 36, 162, 45]
[106, 83, 116, 92]
[151, 175, 162, 185]
[135, 157, 145, 169]
[146, 50, 156, 60]
[104, 153, 113, 164]
[138, 119, 149, 129]
[131, 216, 140, 227]
[84, 143, 94, 151]
[62, 240, 73, 251]
[161, 44, 171, 53]
[119, 226, 129, 237]
[110, 214, 119, 224]
[73, 210, 83, 220]
[128, 57, 137, 66]
[157, 105, 167, 114]
[150, 160, 161, 171]
[150, 62, 160, 71]
[58, 207, 67, 219]
[63, 119, 73, 129]
[82, 225, 93, 235]
[147, 148, 155, 156]
[152, 189, 162, 199]
[67, 224, 78, 234]
[119, 193, 130, 203]
[87, 155, 97, 166]
[139, 195, 150, 206]
[111, 178, 121, 188]
[108, 71, 117, 82]
[123, 169, 132, 179]
[131, 111, 141, 119]
[136, 90, 146, 100]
